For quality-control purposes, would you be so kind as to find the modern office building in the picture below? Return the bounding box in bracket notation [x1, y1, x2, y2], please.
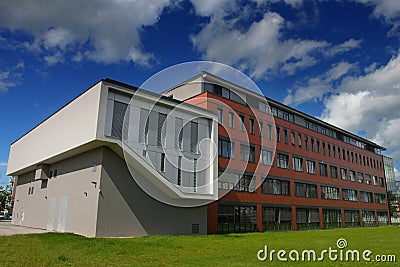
[7, 72, 390, 236]
[164, 72, 390, 233]
[6, 78, 218, 237]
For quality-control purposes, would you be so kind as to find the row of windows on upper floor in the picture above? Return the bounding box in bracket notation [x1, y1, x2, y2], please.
[218, 172, 386, 204]
[216, 107, 383, 171]
[218, 137, 383, 184]
[211, 86, 378, 154]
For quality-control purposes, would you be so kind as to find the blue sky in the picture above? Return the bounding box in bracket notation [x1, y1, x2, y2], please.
[1, 0, 400, 184]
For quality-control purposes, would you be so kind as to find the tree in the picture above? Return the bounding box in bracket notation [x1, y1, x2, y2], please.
[0, 186, 12, 213]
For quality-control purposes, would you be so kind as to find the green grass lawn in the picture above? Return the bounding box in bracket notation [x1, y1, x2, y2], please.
[0, 226, 399, 266]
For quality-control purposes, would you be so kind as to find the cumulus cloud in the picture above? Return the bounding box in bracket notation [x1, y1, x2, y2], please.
[191, 10, 331, 79]
[0, 0, 173, 65]
[191, 0, 362, 80]
[284, 61, 358, 105]
[318, 52, 400, 162]
[0, 61, 24, 92]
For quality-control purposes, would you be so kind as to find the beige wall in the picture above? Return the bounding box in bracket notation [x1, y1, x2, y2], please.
[12, 148, 102, 237]
[96, 147, 207, 237]
[7, 82, 102, 175]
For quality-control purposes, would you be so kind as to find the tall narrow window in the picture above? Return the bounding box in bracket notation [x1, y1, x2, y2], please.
[340, 168, 347, 180]
[317, 140, 320, 153]
[157, 113, 167, 147]
[249, 118, 255, 134]
[240, 115, 245, 131]
[276, 127, 281, 142]
[259, 121, 264, 137]
[190, 121, 198, 154]
[268, 124, 272, 140]
[160, 153, 165, 172]
[217, 108, 223, 125]
[311, 138, 315, 152]
[291, 132, 295, 145]
[229, 111, 234, 128]
[305, 136, 309, 150]
[298, 133, 302, 148]
[284, 129, 288, 144]
[177, 156, 182, 186]
[193, 159, 197, 192]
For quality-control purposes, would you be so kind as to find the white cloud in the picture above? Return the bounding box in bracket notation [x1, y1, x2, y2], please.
[324, 39, 363, 57]
[0, 0, 173, 65]
[191, 11, 330, 79]
[354, 0, 400, 36]
[0, 162, 7, 167]
[191, 0, 362, 80]
[284, 61, 357, 105]
[0, 71, 17, 93]
[317, 52, 400, 165]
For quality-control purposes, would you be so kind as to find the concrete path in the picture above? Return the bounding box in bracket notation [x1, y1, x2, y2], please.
[0, 221, 50, 236]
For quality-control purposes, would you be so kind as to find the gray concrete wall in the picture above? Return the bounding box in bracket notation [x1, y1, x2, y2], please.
[96, 147, 207, 237]
[12, 148, 102, 237]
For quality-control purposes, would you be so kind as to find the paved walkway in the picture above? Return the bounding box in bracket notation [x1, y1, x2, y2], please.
[0, 221, 50, 236]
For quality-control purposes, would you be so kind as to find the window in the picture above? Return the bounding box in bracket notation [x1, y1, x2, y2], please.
[240, 144, 249, 162]
[229, 112, 234, 128]
[234, 174, 253, 192]
[338, 147, 341, 159]
[330, 166, 338, 178]
[379, 177, 385, 187]
[240, 144, 255, 163]
[259, 121, 264, 137]
[328, 144, 331, 156]
[160, 153, 165, 172]
[322, 142, 326, 155]
[276, 127, 281, 141]
[343, 189, 358, 201]
[177, 156, 182, 186]
[239, 115, 245, 131]
[365, 174, 371, 185]
[345, 210, 360, 226]
[375, 193, 386, 204]
[293, 156, 304, 172]
[217, 108, 223, 125]
[311, 138, 315, 152]
[340, 168, 347, 180]
[260, 149, 273, 165]
[218, 138, 233, 158]
[349, 170, 356, 182]
[358, 172, 364, 183]
[319, 163, 328, 176]
[157, 113, 167, 147]
[306, 160, 316, 174]
[111, 101, 129, 139]
[190, 121, 198, 153]
[342, 149, 346, 161]
[284, 129, 288, 144]
[317, 140, 320, 153]
[291, 132, 295, 145]
[372, 176, 378, 186]
[277, 153, 289, 169]
[305, 136, 309, 150]
[262, 178, 290, 195]
[295, 182, 317, 198]
[193, 159, 197, 192]
[249, 118, 255, 134]
[298, 133, 302, 148]
[321, 186, 340, 200]
[267, 124, 272, 140]
[332, 145, 336, 157]
[360, 191, 373, 202]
